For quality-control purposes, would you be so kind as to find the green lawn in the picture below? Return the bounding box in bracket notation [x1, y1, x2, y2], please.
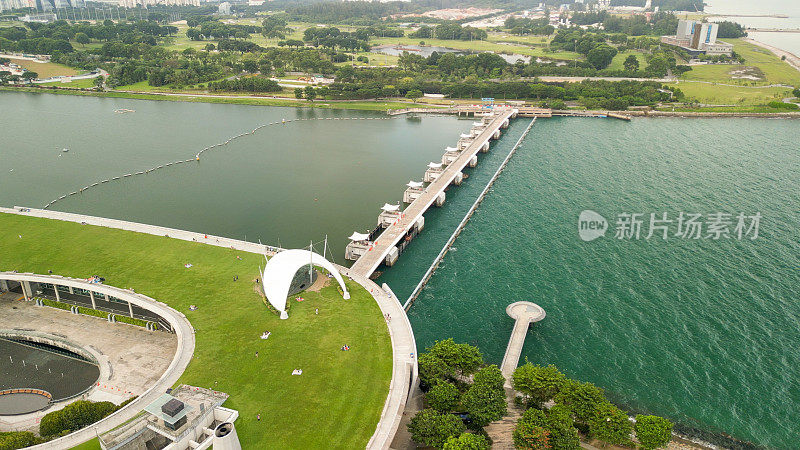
[608, 50, 647, 72]
[40, 77, 97, 89]
[681, 39, 800, 86]
[370, 35, 582, 60]
[1, 213, 392, 449]
[667, 81, 791, 106]
[70, 438, 101, 450]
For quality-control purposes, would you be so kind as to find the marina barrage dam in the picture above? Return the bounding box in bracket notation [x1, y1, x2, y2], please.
[344, 105, 628, 281]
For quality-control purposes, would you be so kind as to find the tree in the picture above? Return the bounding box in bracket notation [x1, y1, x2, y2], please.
[294, 87, 304, 99]
[304, 86, 316, 101]
[512, 363, 566, 407]
[588, 403, 633, 447]
[634, 415, 673, 450]
[419, 339, 483, 388]
[461, 366, 507, 428]
[586, 44, 617, 69]
[75, 32, 90, 47]
[443, 433, 490, 450]
[407, 409, 466, 449]
[513, 421, 551, 449]
[21, 71, 38, 82]
[793, 87, 800, 98]
[623, 54, 640, 72]
[554, 379, 608, 424]
[427, 381, 460, 412]
[543, 405, 581, 450]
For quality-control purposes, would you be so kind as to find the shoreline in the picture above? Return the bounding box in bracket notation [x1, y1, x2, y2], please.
[2, 86, 799, 118]
[744, 37, 800, 73]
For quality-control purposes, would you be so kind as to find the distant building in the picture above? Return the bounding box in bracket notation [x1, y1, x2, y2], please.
[248, 0, 264, 5]
[19, 12, 57, 22]
[119, 0, 200, 7]
[661, 20, 733, 56]
[218, 1, 230, 14]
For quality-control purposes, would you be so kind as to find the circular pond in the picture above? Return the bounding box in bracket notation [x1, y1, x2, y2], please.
[0, 336, 100, 415]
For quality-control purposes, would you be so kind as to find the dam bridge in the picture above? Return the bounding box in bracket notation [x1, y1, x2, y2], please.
[348, 107, 517, 277]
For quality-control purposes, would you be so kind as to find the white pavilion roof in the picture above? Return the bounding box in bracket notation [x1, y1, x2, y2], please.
[348, 232, 371, 241]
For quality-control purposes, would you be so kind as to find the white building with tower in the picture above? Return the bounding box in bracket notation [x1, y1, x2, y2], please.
[661, 19, 733, 56]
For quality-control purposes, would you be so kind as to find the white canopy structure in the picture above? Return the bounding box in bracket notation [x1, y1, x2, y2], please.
[472, 122, 484, 127]
[407, 181, 424, 188]
[262, 249, 349, 319]
[348, 232, 371, 241]
[427, 162, 443, 169]
[445, 146, 458, 152]
[460, 133, 473, 138]
[381, 203, 400, 212]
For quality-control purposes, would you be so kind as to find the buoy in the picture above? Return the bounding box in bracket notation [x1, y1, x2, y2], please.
[196, 155, 200, 161]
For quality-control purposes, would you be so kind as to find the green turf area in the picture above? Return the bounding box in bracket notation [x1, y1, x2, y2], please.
[70, 438, 101, 450]
[370, 35, 582, 60]
[680, 39, 799, 86]
[39, 77, 97, 89]
[666, 81, 791, 106]
[608, 50, 647, 72]
[0, 213, 392, 449]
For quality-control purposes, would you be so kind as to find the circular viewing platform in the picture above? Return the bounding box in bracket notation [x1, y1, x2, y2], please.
[505, 301, 546, 324]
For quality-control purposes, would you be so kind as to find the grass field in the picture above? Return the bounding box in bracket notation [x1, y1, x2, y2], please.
[39, 77, 96, 88]
[681, 39, 799, 86]
[8, 58, 77, 78]
[70, 438, 101, 450]
[1, 213, 392, 449]
[668, 81, 792, 106]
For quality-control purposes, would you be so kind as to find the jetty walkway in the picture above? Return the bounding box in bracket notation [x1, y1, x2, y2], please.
[350, 108, 516, 277]
[500, 301, 546, 382]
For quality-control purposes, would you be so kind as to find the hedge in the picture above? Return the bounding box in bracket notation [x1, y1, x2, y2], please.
[77, 306, 108, 319]
[40, 298, 72, 311]
[114, 315, 150, 328]
[0, 431, 43, 450]
[39, 400, 117, 437]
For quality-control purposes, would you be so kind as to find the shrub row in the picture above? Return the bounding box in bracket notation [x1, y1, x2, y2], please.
[40, 298, 72, 311]
[40, 298, 156, 330]
[0, 431, 43, 450]
[39, 400, 117, 437]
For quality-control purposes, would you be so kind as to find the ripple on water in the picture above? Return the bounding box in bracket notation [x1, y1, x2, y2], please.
[395, 118, 800, 449]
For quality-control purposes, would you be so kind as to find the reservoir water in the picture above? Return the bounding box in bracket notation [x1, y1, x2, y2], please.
[2, 92, 799, 448]
[0, 92, 472, 259]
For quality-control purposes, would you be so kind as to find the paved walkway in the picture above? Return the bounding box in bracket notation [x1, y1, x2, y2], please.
[500, 302, 546, 382]
[0, 207, 416, 449]
[486, 301, 546, 447]
[0, 272, 194, 450]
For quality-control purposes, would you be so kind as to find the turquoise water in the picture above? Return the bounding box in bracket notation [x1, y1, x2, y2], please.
[382, 117, 800, 448]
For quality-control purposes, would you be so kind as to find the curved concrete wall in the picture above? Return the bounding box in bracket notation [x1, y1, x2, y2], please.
[0, 272, 195, 450]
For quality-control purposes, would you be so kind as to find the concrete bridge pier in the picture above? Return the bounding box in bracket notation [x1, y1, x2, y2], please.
[468, 155, 478, 167]
[480, 142, 490, 153]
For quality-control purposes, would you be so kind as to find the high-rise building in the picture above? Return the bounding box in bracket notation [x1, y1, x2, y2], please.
[661, 19, 732, 56]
